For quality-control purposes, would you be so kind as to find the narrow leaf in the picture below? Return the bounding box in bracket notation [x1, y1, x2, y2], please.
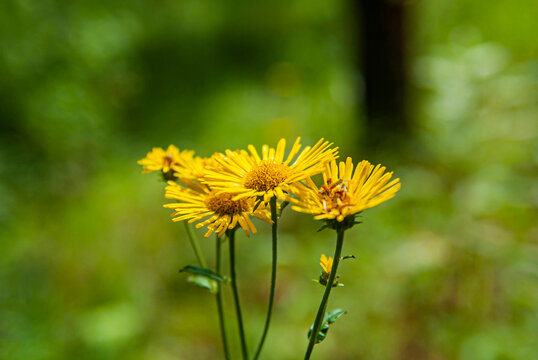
[179, 264, 224, 282]
[187, 275, 218, 294]
[324, 309, 346, 324]
[307, 309, 347, 343]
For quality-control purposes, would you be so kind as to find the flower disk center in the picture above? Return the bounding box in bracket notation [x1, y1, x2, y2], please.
[205, 192, 249, 216]
[244, 162, 293, 192]
[319, 179, 350, 208]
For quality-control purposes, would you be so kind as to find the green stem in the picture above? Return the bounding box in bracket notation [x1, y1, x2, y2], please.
[215, 235, 231, 360]
[304, 226, 345, 360]
[228, 229, 249, 360]
[252, 196, 278, 360]
[184, 221, 206, 267]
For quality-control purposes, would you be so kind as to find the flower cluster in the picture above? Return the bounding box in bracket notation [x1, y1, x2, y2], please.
[138, 137, 402, 360]
[138, 137, 400, 236]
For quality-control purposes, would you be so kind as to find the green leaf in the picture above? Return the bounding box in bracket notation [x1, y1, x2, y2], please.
[179, 265, 224, 282]
[307, 309, 347, 343]
[187, 275, 218, 294]
[324, 309, 346, 324]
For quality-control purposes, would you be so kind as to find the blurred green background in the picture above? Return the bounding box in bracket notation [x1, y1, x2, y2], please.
[1, 0, 537, 359]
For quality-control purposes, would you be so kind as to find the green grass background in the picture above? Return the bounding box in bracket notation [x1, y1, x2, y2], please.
[1, 0, 537, 359]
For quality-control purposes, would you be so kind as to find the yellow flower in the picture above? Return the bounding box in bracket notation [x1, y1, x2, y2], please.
[204, 137, 338, 203]
[320, 254, 333, 274]
[163, 181, 272, 238]
[290, 157, 401, 223]
[173, 153, 219, 182]
[138, 145, 193, 175]
[169, 153, 220, 193]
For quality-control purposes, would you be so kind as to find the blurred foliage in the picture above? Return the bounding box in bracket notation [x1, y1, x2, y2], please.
[1, 0, 537, 359]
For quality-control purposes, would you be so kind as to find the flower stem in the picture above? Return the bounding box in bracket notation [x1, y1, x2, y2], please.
[184, 221, 206, 267]
[228, 229, 249, 360]
[252, 196, 278, 360]
[184, 223, 229, 358]
[304, 226, 345, 360]
[215, 235, 231, 360]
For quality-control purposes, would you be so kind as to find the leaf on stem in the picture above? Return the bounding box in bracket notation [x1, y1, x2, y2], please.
[307, 309, 347, 343]
[324, 309, 346, 323]
[312, 278, 344, 287]
[179, 264, 225, 282]
[187, 275, 218, 294]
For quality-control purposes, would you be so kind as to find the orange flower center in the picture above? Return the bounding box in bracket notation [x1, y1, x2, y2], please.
[319, 179, 350, 210]
[205, 192, 250, 216]
[244, 162, 293, 192]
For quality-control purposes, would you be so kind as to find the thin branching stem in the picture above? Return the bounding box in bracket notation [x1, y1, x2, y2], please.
[184, 221, 206, 267]
[215, 235, 231, 360]
[304, 226, 345, 360]
[229, 229, 249, 360]
[252, 196, 278, 360]
[184, 223, 229, 359]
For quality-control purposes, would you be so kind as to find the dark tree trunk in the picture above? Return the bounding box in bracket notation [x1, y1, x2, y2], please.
[354, 0, 409, 150]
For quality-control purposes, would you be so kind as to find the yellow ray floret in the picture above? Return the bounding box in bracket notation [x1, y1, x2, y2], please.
[320, 254, 333, 274]
[204, 137, 338, 203]
[170, 153, 222, 193]
[163, 182, 272, 238]
[172, 152, 220, 182]
[290, 157, 401, 222]
[138, 145, 194, 174]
